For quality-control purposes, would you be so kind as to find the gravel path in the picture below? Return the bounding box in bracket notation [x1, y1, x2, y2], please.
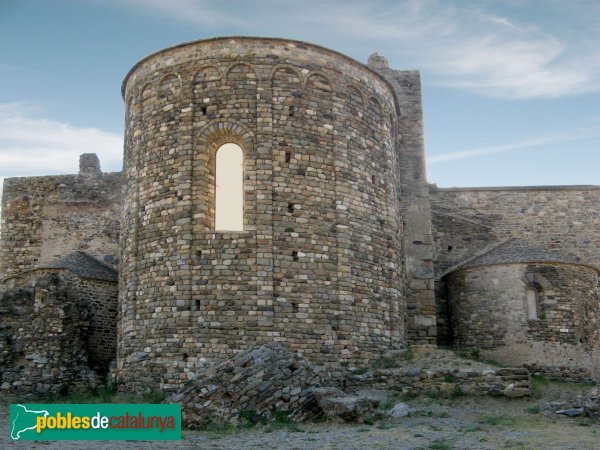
[3, 351, 596, 449]
[3, 394, 599, 449]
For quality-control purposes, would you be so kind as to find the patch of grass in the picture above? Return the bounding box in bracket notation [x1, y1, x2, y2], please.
[58, 386, 117, 404]
[482, 358, 503, 367]
[310, 414, 328, 424]
[363, 417, 376, 426]
[264, 421, 303, 433]
[378, 397, 397, 411]
[141, 389, 167, 403]
[577, 417, 595, 427]
[526, 405, 540, 414]
[461, 425, 484, 433]
[400, 391, 418, 401]
[424, 387, 465, 400]
[425, 390, 447, 400]
[269, 410, 303, 431]
[402, 349, 414, 361]
[476, 414, 545, 429]
[239, 408, 303, 433]
[429, 438, 455, 449]
[477, 414, 520, 427]
[2, 383, 167, 405]
[531, 375, 593, 399]
[272, 409, 292, 424]
[455, 349, 502, 367]
[450, 387, 466, 398]
[443, 375, 456, 383]
[239, 409, 268, 428]
[354, 367, 370, 375]
[200, 422, 238, 437]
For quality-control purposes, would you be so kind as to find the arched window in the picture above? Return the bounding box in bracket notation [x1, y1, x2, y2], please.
[526, 288, 539, 320]
[215, 143, 243, 231]
[525, 272, 540, 320]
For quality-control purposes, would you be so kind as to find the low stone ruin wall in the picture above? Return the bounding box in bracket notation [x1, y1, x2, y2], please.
[167, 343, 533, 428]
[525, 364, 593, 383]
[346, 366, 531, 398]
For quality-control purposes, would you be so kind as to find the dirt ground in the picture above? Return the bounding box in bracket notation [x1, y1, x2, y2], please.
[2, 378, 598, 450]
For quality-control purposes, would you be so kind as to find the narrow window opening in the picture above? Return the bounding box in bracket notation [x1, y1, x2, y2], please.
[292, 251, 299, 261]
[200, 106, 207, 115]
[195, 299, 201, 310]
[287, 202, 295, 213]
[285, 151, 291, 163]
[289, 106, 295, 117]
[215, 143, 244, 231]
[447, 246, 453, 252]
[526, 288, 539, 320]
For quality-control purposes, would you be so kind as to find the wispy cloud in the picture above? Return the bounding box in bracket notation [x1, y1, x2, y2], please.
[112, 0, 600, 99]
[427, 123, 600, 164]
[0, 102, 122, 177]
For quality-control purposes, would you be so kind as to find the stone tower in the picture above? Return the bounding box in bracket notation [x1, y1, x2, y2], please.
[118, 37, 433, 390]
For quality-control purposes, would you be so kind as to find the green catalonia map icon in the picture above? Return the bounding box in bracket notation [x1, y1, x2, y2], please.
[10, 404, 49, 440]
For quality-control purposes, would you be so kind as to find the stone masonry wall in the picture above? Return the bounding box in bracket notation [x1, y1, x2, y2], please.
[446, 263, 600, 377]
[2, 268, 118, 375]
[118, 37, 406, 391]
[369, 55, 436, 348]
[0, 161, 122, 280]
[431, 185, 600, 269]
[0, 272, 96, 394]
[430, 185, 600, 343]
[70, 276, 118, 372]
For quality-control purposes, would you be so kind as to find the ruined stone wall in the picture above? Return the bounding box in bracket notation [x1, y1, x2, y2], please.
[0, 167, 122, 280]
[119, 37, 406, 390]
[430, 185, 600, 343]
[2, 268, 118, 376]
[0, 271, 96, 394]
[446, 263, 600, 377]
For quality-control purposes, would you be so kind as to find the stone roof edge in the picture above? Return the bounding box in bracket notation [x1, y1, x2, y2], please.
[46, 251, 118, 281]
[441, 238, 600, 278]
[2, 252, 118, 284]
[120, 36, 403, 115]
[440, 238, 513, 278]
[430, 207, 493, 230]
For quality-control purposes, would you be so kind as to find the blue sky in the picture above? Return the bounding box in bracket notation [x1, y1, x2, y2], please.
[1, 0, 599, 200]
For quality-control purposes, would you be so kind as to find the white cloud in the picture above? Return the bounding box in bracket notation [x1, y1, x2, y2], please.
[0, 102, 122, 221]
[0, 102, 122, 178]
[112, 0, 600, 99]
[427, 123, 600, 164]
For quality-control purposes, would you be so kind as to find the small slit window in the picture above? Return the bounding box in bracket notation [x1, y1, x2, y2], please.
[215, 143, 243, 231]
[526, 288, 539, 320]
